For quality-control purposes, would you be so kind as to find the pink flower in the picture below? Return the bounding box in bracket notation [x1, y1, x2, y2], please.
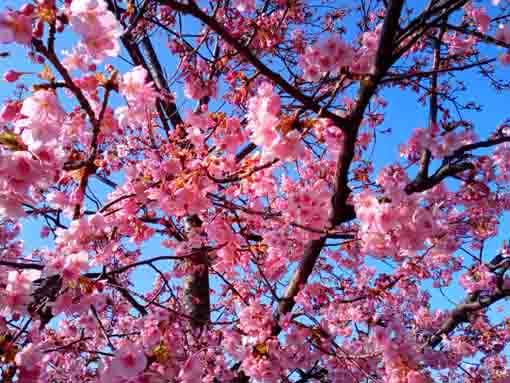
[20, 90, 65, 124]
[239, 300, 274, 341]
[444, 33, 476, 54]
[50, 292, 77, 315]
[271, 131, 304, 160]
[499, 52, 510, 66]
[15, 343, 42, 382]
[178, 353, 203, 383]
[406, 370, 429, 383]
[69, 0, 110, 35]
[46, 190, 68, 209]
[361, 30, 380, 51]
[1, 151, 40, 193]
[247, 82, 305, 160]
[0, 100, 22, 121]
[469, 7, 490, 33]
[62, 45, 92, 72]
[235, 0, 256, 13]
[183, 72, 217, 100]
[459, 265, 496, 293]
[3, 270, 40, 314]
[496, 24, 510, 44]
[17, 90, 65, 143]
[0, 11, 32, 45]
[299, 36, 354, 80]
[110, 342, 147, 379]
[0, 194, 27, 217]
[120, 66, 157, 104]
[69, 0, 122, 61]
[63, 251, 89, 280]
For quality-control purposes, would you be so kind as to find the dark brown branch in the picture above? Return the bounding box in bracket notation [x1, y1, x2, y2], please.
[182, 248, 211, 331]
[106, 0, 183, 133]
[204, 159, 278, 184]
[449, 135, 510, 158]
[32, 39, 98, 127]
[428, 261, 510, 348]
[0, 260, 44, 270]
[140, 36, 185, 130]
[405, 162, 474, 194]
[235, 142, 257, 163]
[416, 26, 444, 182]
[382, 59, 496, 83]
[106, 275, 149, 316]
[446, 23, 510, 49]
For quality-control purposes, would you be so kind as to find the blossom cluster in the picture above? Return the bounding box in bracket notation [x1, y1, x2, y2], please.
[68, 0, 122, 63]
[247, 82, 304, 160]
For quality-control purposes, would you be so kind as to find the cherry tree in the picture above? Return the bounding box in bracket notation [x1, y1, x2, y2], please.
[2, 0, 510, 381]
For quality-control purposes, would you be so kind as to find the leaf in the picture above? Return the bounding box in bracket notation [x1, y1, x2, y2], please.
[0, 131, 27, 151]
[252, 342, 269, 358]
[2, 345, 18, 363]
[69, 168, 87, 183]
[79, 276, 95, 294]
[152, 343, 170, 363]
[37, 6, 56, 23]
[38, 64, 55, 82]
[95, 72, 107, 85]
[310, 327, 325, 344]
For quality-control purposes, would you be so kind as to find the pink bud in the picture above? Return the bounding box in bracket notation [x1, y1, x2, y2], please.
[56, 20, 65, 33]
[0, 101, 22, 122]
[40, 226, 50, 238]
[499, 52, 510, 66]
[3, 70, 22, 82]
[33, 19, 44, 39]
[19, 3, 35, 16]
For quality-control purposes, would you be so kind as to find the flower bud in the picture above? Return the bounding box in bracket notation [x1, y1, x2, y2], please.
[19, 3, 35, 16]
[3, 70, 22, 82]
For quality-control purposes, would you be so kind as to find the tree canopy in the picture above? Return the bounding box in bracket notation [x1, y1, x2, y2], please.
[2, 0, 510, 382]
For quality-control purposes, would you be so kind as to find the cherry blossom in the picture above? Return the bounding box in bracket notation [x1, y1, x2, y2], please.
[0, 10, 32, 45]
[110, 342, 147, 380]
[1, 1, 510, 382]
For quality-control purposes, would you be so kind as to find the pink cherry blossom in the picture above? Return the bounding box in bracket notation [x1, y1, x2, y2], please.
[69, 0, 122, 61]
[299, 35, 354, 80]
[0, 2, 510, 382]
[467, 6, 491, 33]
[17, 90, 65, 143]
[110, 342, 147, 380]
[499, 52, 510, 66]
[0, 10, 32, 45]
[496, 24, 510, 44]
[15, 343, 42, 382]
[178, 353, 203, 383]
[235, 0, 256, 13]
[2, 269, 40, 314]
